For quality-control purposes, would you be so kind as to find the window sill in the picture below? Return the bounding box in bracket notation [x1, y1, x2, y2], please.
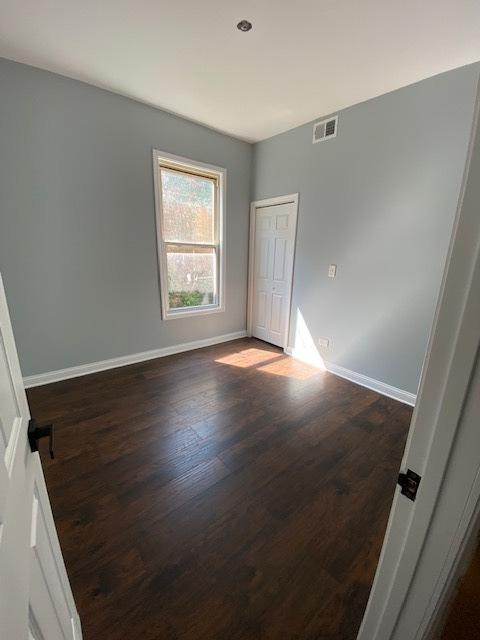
[163, 305, 225, 320]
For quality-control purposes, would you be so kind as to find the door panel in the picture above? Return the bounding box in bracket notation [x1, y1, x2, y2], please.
[251, 201, 297, 348]
[276, 214, 289, 230]
[270, 293, 283, 335]
[31, 481, 73, 640]
[258, 237, 270, 279]
[255, 290, 268, 330]
[273, 238, 287, 281]
[0, 274, 81, 640]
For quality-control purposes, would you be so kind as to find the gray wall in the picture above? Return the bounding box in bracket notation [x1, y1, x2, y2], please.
[0, 58, 251, 376]
[253, 64, 479, 395]
[1, 57, 478, 391]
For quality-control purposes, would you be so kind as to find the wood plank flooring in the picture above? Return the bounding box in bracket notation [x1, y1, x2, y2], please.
[27, 338, 412, 640]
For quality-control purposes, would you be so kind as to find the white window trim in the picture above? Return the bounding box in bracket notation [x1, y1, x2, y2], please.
[152, 149, 226, 320]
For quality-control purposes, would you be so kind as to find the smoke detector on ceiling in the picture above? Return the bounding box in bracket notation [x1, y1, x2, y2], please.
[312, 115, 338, 143]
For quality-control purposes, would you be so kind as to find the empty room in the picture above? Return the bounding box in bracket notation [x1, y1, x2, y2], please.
[1, 2, 480, 639]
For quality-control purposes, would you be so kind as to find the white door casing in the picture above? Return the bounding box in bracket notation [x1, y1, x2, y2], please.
[248, 195, 298, 348]
[357, 78, 480, 640]
[0, 274, 81, 640]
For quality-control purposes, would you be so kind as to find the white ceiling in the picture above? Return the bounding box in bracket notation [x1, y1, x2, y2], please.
[1, 0, 479, 142]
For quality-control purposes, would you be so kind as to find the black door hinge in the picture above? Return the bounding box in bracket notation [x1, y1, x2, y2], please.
[398, 469, 421, 501]
[28, 418, 55, 459]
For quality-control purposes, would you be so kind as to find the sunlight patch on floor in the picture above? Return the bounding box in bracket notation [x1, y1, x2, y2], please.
[215, 345, 321, 380]
[215, 347, 282, 368]
[258, 357, 321, 380]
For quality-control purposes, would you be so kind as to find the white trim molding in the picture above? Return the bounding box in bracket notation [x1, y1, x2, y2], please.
[325, 361, 416, 406]
[357, 78, 480, 640]
[284, 346, 416, 406]
[24, 331, 247, 388]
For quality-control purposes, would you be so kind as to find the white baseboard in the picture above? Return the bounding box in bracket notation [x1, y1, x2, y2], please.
[325, 361, 416, 406]
[24, 332, 416, 406]
[284, 346, 416, 406]
[24, 330, 248, 388]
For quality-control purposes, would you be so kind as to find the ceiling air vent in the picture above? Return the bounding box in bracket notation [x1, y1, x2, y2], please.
[312, 115, 338, 143]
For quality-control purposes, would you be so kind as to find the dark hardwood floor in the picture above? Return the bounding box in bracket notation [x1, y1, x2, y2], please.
[27, 338, 412, 640]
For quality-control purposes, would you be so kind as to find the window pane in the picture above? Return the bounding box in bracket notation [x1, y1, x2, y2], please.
[166, 244, 216, 309]
[161, 168, 215, 244]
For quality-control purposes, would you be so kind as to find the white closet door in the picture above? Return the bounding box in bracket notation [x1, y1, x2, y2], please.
[251, 202, 297, 348]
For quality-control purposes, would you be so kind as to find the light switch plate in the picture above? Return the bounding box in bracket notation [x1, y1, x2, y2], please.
[328, 264, 337, 278]
[318, 337, 330, 348]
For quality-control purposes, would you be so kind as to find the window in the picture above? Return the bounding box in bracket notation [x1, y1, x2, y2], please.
[153, 150, 225, 319]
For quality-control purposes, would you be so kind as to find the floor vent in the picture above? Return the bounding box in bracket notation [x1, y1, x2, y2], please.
[312, 115, 338, 143]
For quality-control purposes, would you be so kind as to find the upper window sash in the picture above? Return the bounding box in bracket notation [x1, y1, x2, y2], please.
[159, 164, 219, 246]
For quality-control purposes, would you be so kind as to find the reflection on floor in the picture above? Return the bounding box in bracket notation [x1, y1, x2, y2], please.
[27, 338, 412, 640]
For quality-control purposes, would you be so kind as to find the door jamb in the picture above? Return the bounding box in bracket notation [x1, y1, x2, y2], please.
[357, 78, 480, 640]
[247, 193, 299, 348]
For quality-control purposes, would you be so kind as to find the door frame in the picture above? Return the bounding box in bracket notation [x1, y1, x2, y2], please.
[247, 193, 299, 348]
[357, 79, 480, 639]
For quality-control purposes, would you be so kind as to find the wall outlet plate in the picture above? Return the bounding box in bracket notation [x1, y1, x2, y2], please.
[328, 264, 337, 278]
[318, 337, 330, 348]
